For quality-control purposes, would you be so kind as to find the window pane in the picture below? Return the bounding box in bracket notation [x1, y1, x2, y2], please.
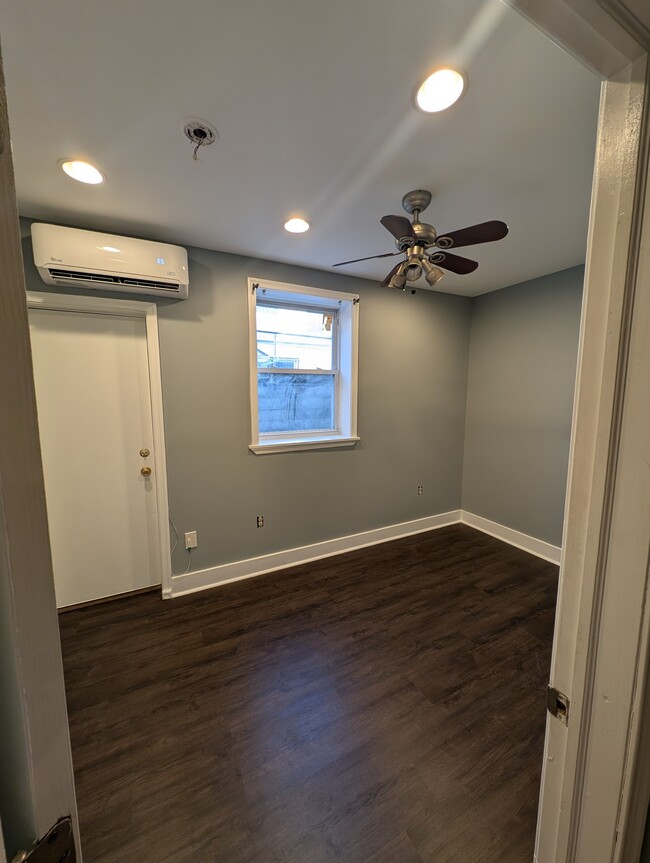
[257, 305, 334, 370]
[258, 373, 335, 433]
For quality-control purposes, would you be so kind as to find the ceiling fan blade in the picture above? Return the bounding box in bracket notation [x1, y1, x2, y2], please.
[436, 220, 508, 249]
[380, 262, 403, 287]
[333, 250, 401, 267]
[380, 215, 416, 241]
[429, 251, 479, 275]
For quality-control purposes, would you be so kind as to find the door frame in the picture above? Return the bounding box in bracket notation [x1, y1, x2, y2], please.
[503, 3, 650, 862]
[533, 54, 650, 863]
[26, 291, 173, 600]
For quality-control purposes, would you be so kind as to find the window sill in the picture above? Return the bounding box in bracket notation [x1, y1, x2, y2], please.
[249, 436, 360, 455]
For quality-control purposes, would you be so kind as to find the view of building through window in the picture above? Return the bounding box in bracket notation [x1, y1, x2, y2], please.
[256, 304, 337, 434]
[256, 305, 333, 369]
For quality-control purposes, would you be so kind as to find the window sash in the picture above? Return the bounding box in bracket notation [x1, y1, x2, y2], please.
[257, 368, 340, 376]
[256, 300, 339, 373]
[257, 369, 339, 435]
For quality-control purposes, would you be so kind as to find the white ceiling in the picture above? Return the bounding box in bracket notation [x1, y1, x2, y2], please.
[2, 0, 601, 296]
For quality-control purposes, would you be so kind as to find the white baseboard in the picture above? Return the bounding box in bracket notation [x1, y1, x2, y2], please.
[169, 508, 561, 598]
[460, 510, 561, 564]
[170, 510, 462, 597]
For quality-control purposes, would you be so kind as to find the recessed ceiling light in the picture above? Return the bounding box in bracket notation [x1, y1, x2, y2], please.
[284, 217, 311, 234]
[415, 68, 466, 114]
[60, 160, 104, 184]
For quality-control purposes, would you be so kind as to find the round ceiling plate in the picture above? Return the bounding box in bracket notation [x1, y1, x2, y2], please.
[402, 189, 432, 215]
[183, 118, 219, 146]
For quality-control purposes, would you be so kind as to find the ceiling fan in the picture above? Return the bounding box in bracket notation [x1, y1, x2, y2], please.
[333, 190, 508, 292]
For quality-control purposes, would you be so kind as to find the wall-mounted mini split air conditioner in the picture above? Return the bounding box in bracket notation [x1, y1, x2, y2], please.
[31, 223, 189, 300]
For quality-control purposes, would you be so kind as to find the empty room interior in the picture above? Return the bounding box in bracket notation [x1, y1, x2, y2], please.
[1, 1, 606, 861]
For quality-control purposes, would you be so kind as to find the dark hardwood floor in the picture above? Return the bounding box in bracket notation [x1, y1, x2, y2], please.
[58, 524, 558, 863]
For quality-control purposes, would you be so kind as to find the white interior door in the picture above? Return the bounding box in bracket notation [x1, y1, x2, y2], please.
[29, 307, 162, 608]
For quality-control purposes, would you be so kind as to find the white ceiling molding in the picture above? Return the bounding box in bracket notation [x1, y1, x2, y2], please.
[600, 0, 650, 51]
[505, 0, 646, 76]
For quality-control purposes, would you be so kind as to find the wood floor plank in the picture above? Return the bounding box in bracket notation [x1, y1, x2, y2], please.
[58, 524, 557, 862]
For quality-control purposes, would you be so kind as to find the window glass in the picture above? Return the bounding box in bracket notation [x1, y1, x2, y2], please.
[257, 372, 335, 433]
[256, 305, 333, 370]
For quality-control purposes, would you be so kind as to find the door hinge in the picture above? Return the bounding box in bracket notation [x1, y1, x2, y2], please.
[11, 817, 76, 863]
[547, 685, 570, 725]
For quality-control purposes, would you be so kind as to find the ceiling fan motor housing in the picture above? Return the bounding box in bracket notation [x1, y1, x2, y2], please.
[413, 222, 436, 245]
[396, 221, 437, 251]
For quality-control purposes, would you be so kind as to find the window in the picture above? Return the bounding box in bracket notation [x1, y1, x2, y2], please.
[248, 278, 359, 453]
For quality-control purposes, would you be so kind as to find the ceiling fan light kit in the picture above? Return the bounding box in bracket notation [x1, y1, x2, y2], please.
[387, 261, 407, 290]
[333, 189, 508, 294]
[422, 258, 445, 287]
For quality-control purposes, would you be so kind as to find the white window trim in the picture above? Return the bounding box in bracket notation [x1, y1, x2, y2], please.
[247, 277, 360, 454]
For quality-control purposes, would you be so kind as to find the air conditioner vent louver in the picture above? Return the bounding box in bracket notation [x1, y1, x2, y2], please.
[48, 268, 181, 292]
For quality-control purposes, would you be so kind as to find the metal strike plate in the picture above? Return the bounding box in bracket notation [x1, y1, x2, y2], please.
[547, 685, 570, 725]
[11, 817, 76, 863]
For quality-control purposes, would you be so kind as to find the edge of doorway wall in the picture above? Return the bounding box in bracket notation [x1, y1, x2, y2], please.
[25, 291, 173, 600]
[169, 509, 561, 599]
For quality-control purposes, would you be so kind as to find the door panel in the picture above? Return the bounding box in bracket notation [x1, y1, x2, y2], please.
[29, 308, 161, 608]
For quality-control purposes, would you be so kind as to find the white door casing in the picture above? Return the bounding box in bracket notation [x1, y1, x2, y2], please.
[583, 78, 650, 861]
[507, 6, 650, 863]
[26, 293, 172, 603]
[534, 55, 649, 863]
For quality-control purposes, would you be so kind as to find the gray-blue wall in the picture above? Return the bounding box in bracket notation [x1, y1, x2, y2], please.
[21, 218, 584, 569]
[462, 266, 584, 546]
[20, 220, 472, 575]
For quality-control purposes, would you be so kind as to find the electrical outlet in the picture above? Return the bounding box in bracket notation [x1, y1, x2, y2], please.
[256, 515, 264, 528]
[417, 485, 423, 496]
[184, 530, 198, 549]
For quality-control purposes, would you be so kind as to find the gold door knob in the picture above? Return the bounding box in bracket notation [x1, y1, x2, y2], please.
[140, 466, 152, 477]
[139, 448, 151, 458]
